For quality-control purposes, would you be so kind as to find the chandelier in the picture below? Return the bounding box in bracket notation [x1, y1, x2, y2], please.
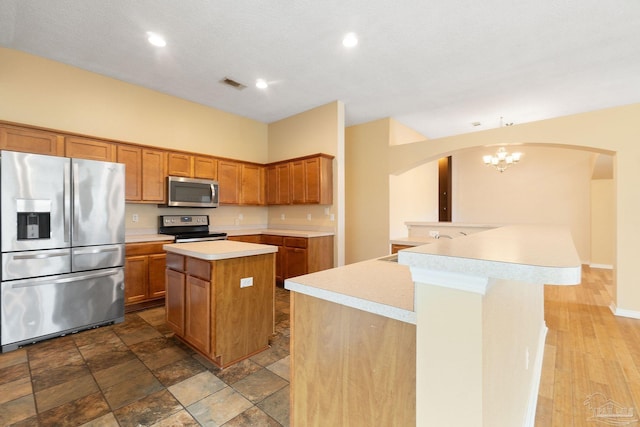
[483, 147, 521, 173]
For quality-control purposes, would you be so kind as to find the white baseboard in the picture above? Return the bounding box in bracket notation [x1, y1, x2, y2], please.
[611, 303, 640, 320]
[589, 263, 613, 269]
[523, 324, 549, 427]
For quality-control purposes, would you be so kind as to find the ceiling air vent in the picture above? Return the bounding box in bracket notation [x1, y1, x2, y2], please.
[220, 77, 247, 90]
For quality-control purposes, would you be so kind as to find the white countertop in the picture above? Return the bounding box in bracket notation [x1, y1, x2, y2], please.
[163, 240, 278, 261]
[126, 233, 175, 243]
[389, 236, 438, 246]
[399, 224, 582, 285]
[224, 228, 334, 238]
[285, 256, 416, 324]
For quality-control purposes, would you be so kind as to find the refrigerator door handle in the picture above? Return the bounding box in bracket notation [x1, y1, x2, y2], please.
[72, 161, 79, 242]
[73, 247, 120, 255]
[11, 251, 69, 260]
[63, 162, 71, 243]
[7, 268, 122, 289]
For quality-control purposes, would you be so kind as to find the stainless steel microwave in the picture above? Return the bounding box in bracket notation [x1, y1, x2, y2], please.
[167, 176, 219, 208]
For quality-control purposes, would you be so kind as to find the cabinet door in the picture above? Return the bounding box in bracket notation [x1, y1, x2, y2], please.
[290, 160, 306, 204]
[168, 152, 193, 177]
[240, 163, 264, 205]
[262, 235, 284, 283]
[0, 125, 64, 156]
[218, 160, 240, 204]
[142, 149, 166, 202]
[148, 254, 167, 298]
[185, 275, 211, 354]
[124, 255, 148, 304]
[284, 246, 307, 279]
[194, 156, 217, 180]
[117, 145, 142, 201]
[166, 269, 186, 335]
[267, 163, 291, 205]
[228, 235, 262, 243]
[65, 136, 116, 161]
[304, 157, 322, 204]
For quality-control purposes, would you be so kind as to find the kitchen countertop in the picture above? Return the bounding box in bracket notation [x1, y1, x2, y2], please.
[389, 236, 438, 246]
[125, 228, 334, 243]
[286, 224, 581, 324]
[163, 240, 278, 261]
[125, 233, 174, 243]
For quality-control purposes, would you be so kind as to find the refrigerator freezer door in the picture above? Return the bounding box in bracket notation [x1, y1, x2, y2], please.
[72, 158, 125, 247]
[72, 243, 124, 272]
[2, 249, 72, 281]
[1, 151, 71, 252]
[1, 267, 125, 351]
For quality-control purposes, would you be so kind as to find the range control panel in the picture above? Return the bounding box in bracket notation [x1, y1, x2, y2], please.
[159, 215, 209, 228]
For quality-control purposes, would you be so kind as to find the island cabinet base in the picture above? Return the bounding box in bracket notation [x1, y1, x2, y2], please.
[165, 252, 275, 368]
[290, 292, 416, 426]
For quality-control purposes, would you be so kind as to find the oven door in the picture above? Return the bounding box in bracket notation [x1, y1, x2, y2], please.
[167, 176, 219, 208]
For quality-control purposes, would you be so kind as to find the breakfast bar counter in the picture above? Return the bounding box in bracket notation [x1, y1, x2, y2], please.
[285, 224, 581, 427]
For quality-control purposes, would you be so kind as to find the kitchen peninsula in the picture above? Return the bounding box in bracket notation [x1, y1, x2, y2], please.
[285, 225, 581, 427]
[163, 240, 277, 368]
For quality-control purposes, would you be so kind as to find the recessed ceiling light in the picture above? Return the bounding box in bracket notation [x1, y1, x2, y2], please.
[256, 79, 268, 89]
[342, 32, 358, 48]
[147, 32, 166, 47]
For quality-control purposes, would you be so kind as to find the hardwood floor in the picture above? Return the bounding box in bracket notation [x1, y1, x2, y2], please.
[536, 266, 640, 426]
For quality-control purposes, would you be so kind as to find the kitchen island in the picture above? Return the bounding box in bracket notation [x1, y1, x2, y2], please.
[285, 225, 581, 427]
[163, 240, 277, 368]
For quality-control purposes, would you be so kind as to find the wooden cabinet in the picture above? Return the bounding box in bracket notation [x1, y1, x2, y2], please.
[260, 235, 284, 283]
[194, 156, 217, 180]
[167, 152, 193, 177]
[142, 149, 166, 203]
[266, 163, 291, 205]
[218, 160, 241, 204]
[124, 241, 172, 309]
[65, 136, 116, 161]
[391, 244, 413, 254]
[0, 124, 64, 156]
[240, 163, 265, 205]
[227, 235, 262, 243]
[165, 251, 275, 368]
[290, 155, 333, 204]
[117, 145, 142, 201]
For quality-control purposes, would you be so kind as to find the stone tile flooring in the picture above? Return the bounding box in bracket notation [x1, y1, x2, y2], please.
[0, 287, 291, 426]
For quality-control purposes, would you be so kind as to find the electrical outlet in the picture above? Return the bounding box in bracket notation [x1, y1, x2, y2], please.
[280, 213, 285, 220]
[324, 207, 330, 215]
[238, 213, 244, 221]
[307, 213, 312, 221]
[240, 277, 253, 288]
[132, 214, 139, 223]
[330, 213, 335, 221]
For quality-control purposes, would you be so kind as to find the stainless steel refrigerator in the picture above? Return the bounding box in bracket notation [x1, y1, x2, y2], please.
[0, 150, 125, 352]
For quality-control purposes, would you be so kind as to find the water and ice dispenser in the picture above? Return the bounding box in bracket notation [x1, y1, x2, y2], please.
[16, 199, 51, 240]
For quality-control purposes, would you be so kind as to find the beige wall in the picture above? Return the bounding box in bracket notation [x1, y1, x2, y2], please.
[591, 179, 615, 267]
[388, 104, 640, 313]
[0, 48, 268, 163]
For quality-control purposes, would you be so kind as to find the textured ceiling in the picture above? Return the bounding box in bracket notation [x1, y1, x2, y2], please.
[1, 0, 640, 138]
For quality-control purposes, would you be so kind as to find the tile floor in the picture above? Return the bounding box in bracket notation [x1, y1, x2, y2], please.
[0, 287, 291, 426]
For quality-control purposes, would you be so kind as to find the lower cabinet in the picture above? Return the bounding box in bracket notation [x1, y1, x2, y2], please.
[124, 241, 172, 310]
[391, 244, 414, 254]
[262, 235, 334, 283]
[165, 251, 275, 368]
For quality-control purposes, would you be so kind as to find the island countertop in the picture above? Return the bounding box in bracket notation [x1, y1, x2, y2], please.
[163, 240, 277, 261]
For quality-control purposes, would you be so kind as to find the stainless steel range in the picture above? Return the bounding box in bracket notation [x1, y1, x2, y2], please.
[158, 215, 227, 242]
[1, 150, 125, 352]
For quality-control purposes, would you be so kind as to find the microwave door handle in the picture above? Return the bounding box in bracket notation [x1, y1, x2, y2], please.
[210, 183, 216, 201]
[63, 162, 71, 243]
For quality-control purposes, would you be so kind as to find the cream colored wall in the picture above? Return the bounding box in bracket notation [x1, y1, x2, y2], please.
[345, 119, 391, 263]
[453, 146, 594, 263]
[388, 104, 640, 313]
[590, 179, 615, 267]
[0, 48, 268, 163]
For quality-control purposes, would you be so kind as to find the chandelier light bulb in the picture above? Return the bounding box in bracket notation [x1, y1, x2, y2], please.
[482, 147, 522, 173]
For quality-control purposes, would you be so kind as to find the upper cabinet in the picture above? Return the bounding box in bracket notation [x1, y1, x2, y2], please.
[218, 160, 241, 204]
[194, 156, 217, 180]
[65, 136, 116, 161]
[240, 163, 265, 205]
[289, 154, 333, 205]
[266, 163, 291, 205]
[0, 124, 64, 156]
[167, 152, 193, 177]
[142, 149, 167, 203]
[117, 145, 142, 201]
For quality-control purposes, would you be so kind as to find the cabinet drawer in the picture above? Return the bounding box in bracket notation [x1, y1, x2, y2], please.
[284, 237, 307, 249]
[166, 253, 185, 271]
[261, 235, 283, 246]
[126, 241, 172, 256]
[186, 257, 211, 281]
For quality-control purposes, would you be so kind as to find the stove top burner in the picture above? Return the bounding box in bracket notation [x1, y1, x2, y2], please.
[158, 215, 227, 242]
